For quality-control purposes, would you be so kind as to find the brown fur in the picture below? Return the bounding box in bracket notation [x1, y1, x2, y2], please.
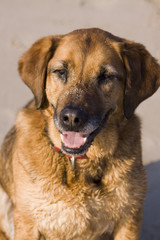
[0, 28, 160, 240]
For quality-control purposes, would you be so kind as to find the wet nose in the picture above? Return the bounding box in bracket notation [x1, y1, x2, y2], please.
[60, 106, 87, 131]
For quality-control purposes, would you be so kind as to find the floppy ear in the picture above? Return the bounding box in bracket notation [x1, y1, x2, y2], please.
[122, 41, 160, 119]
[18, 36, 61, 108]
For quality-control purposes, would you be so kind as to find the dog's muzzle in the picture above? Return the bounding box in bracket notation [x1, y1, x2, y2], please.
[54, 105, 113, 156]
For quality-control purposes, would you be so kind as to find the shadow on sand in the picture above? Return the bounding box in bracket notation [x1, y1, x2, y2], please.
[140, 160, 160, 240]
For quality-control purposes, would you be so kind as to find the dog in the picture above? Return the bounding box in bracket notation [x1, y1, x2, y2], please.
[0, 28, 160, 240]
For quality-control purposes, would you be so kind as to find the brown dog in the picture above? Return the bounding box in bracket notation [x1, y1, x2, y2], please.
[0, 28, 160, 240]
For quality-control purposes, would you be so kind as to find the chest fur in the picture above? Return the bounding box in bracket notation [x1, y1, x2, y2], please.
[31, 181, 116, 240]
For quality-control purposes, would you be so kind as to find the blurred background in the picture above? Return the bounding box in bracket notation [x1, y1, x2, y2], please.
[0, 0, 160, 239]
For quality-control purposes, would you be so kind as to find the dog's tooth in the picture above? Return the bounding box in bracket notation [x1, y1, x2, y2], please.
[83, 137, 87, 144]
[60, 134, 63, 142]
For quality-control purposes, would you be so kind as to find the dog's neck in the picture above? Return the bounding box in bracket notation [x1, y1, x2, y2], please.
[53, 145, 88, 169]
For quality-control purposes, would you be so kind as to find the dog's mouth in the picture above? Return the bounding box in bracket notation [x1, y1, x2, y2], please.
[61, 132, 89, 149]
[60, 109, 113, 156]
[61, 131, 90, 155]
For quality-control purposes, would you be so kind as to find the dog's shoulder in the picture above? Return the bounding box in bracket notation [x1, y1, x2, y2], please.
[0, 100, 46, 196]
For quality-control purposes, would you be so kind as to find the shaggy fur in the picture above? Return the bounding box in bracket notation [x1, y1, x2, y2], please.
[0, 28, 160, 240]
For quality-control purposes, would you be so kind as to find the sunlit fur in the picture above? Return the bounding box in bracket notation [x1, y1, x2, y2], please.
[0, 28, 160, 240]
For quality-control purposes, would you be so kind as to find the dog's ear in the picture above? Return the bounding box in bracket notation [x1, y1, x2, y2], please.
[122, 41, 160, 119]
[18, 36, 61, 108]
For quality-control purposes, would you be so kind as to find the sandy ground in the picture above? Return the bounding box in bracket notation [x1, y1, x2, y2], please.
[0, 0, 160, 239]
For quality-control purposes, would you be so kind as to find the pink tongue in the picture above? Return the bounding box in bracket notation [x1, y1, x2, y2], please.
[61, 132, 87, 149]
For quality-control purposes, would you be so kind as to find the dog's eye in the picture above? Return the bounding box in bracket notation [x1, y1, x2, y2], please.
[55, 69, 67, 81]
[98, 72, 115, 85]
[50, 69, 67, 82]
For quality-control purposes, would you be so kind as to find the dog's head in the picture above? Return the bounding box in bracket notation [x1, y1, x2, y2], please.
[18, 28, 160, 157]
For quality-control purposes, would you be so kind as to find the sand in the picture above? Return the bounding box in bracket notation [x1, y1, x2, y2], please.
[0, 0, 160, 238]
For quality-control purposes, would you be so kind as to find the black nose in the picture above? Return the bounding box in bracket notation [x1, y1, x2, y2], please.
[60, 106, 87, 131]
